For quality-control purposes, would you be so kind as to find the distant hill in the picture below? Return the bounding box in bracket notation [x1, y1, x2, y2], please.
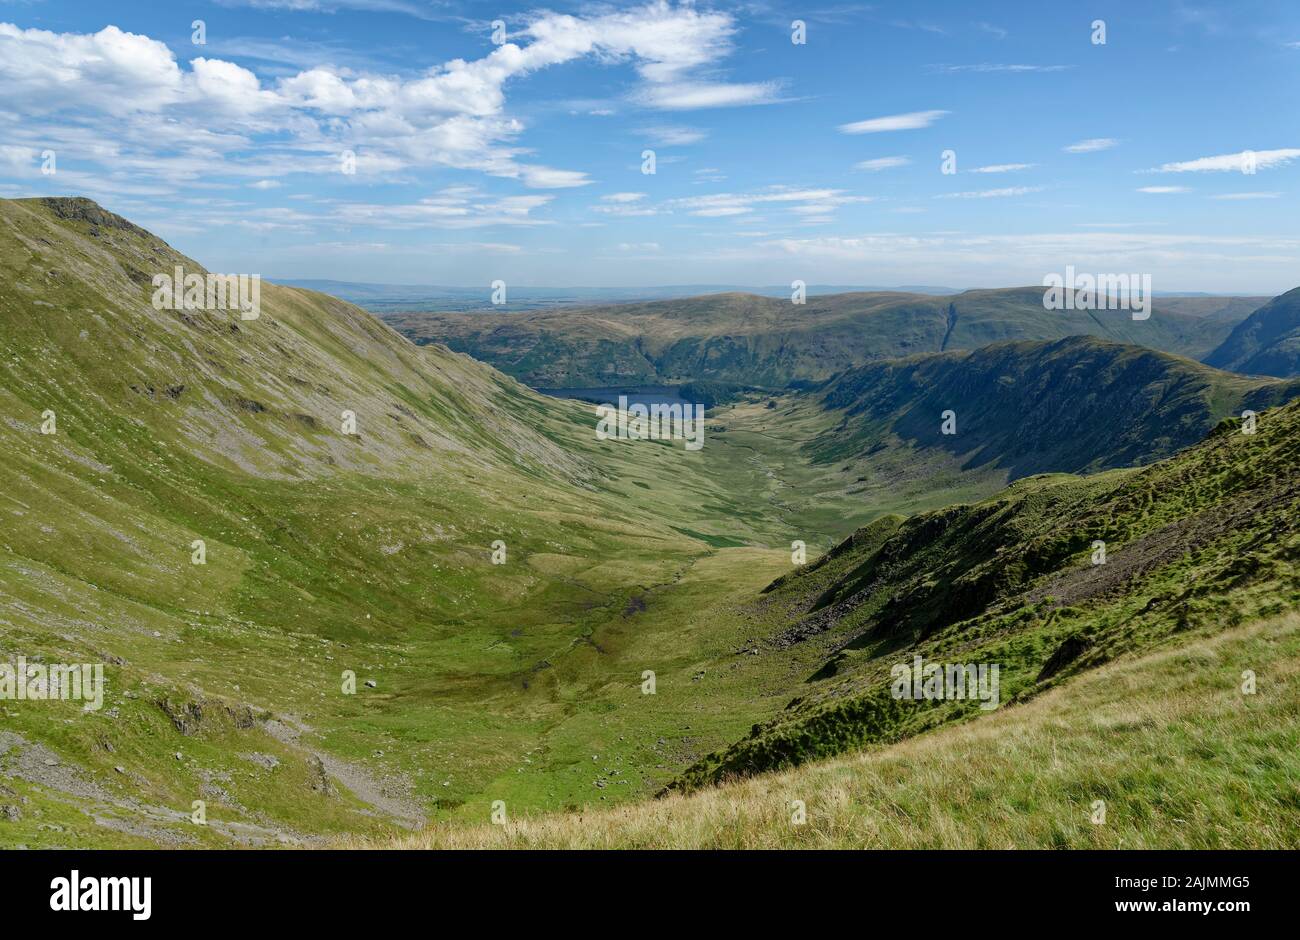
[808, 335, 1300, 479]
[282, 280, 960, 314]
[384, 287, 1245, 389]
[1150, 295, 1270, 320]
[1204, 287, 1300, 377]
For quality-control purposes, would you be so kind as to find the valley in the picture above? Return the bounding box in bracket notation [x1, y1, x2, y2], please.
[2, 197, 1297, 852]
[0, 197, 901, 846]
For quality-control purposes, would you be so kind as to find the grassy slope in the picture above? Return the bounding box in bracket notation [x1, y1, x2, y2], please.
[383, 287, 1245, 388]
[1205, 287, 1300, 378]
[367, 612, 1299, 848]
[807, 336, 1300, 484]
[0, 197, 880, 847]
[365, 396, 1300, 849]
[1153, 295, 1269, 321]
[673, 397, 1300, 788]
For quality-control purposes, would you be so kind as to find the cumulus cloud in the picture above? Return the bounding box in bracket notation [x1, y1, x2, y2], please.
[0, 3, 775, 198]
[0, 23, 184, 114]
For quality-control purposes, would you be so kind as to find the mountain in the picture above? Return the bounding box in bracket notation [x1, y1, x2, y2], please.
[0, 196, 821, 847]
[383, 287, 1244, 389]
[1204, 287, 1300, 377]
[807, 336, 1300, 480]
[673, 394, 1300, 790]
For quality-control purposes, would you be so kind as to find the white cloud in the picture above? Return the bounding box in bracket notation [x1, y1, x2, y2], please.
[592, 192, 657, 217]
[1151, 148, 1300, 172]
[639, 125, 707, 145]
[0, 23, 184, 114]
[1211, 191, 1282, 200]
[934, 63, 1071, 73]
[329, 190, 555, 229]
[936, 186, 1045, 199]
[854, 156, 911, 171]
[518, 166, 592, 189]
[637, 81, 782, 110]
[667, 186, 873, 218]
[968, 163, 1035, 173]
[692, 205, 752, 217]
[839, 110, 949, 134]
[0, 144, 38, 174]
[0, 4, 776, 198]
[250, 179, 281, 190]
[191, 57, 281, 116]
[1137, 186, 1189, 194]
[1064, 138, 1118, 153]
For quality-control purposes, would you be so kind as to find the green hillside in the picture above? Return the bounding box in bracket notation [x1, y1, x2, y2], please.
[807, 335, 1300, 480]
[674, 396, 1300, 788]
[368, 611, 1300, 849]
[0, 197, 855, 846]
[384, 287, 1243, 389]
[1205, 287, 1300, 378]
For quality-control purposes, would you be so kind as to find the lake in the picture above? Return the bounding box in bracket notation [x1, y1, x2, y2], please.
[536, 385, 690, 408]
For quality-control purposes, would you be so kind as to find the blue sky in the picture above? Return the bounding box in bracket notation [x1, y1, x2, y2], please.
[1, 0, 1298, 290]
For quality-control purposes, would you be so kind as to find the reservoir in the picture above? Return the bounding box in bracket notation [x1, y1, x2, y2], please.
[536, 385, 689, 408]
